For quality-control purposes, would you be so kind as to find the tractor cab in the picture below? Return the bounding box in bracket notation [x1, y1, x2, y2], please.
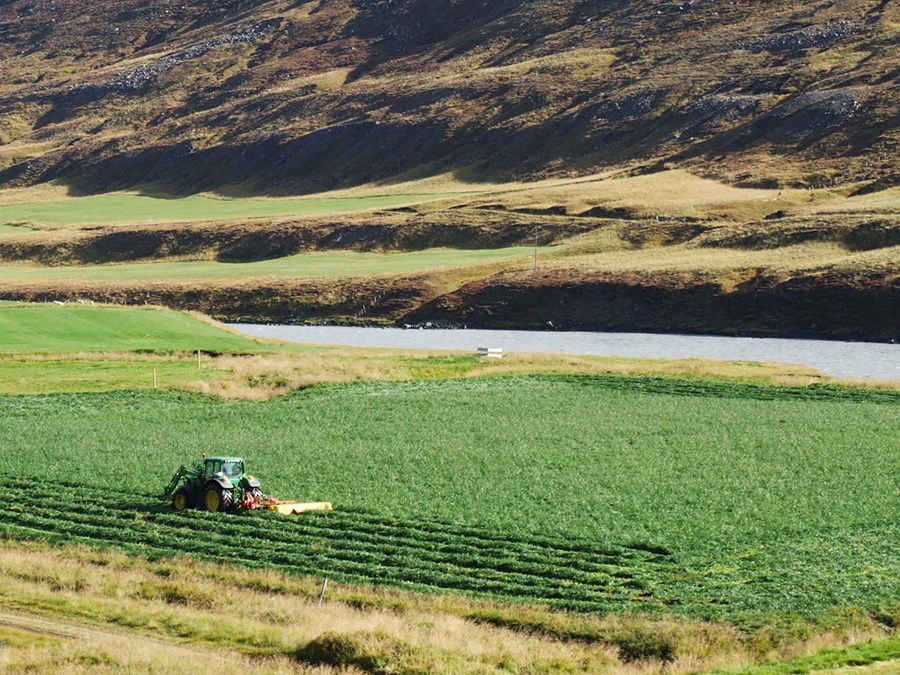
[203, 456, 245, 483]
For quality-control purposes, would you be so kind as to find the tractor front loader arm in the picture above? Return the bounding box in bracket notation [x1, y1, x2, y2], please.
[162, 465, 201, 497]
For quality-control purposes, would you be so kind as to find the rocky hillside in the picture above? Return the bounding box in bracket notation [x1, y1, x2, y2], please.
[0, 0, 897, 194]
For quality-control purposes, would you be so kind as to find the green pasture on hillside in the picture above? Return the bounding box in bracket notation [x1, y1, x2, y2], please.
[0, 192, 458, 227]
[0, 304, 264, 353]
[1, 376, 898, 620]
[0, 247, 544, 282]
[0, 223, 33, 234]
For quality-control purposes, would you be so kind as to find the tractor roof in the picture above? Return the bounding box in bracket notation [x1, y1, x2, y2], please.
[204, 456, 244, 463]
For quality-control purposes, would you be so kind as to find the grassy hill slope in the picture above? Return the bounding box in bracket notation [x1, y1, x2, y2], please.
[0, 0, 896, 194]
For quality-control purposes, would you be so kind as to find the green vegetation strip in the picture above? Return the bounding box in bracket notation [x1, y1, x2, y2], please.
[0, 247, 543, 282]
[0, 376, 898, 621]
[0, 223, 34, 235]
[0, 192, 459, 226]
[729, 635, 900, 674]
[0, 304, 264, 353]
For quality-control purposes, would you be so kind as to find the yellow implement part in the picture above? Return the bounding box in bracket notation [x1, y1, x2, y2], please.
[268, 501, 333, 515]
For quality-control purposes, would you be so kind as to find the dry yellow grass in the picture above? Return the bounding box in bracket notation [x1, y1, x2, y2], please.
[811, 186, 900, 215]
[0, 169, 873, 225]
[325, 168, 858, 223]
[204, 348, 834, 400]
[0, 183, 71, 206]
[538, 241, 900, 277]
[453, 169, 828, 220]
[0, 541, 658, 673]
[0, 538, 892, 674]
[0, 614, 322, 674]
[265, 68, 352, 95]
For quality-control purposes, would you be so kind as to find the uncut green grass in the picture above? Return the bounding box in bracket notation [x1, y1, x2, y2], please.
[0, 247, 543, 282]
[0, 192, 458, 226]
[0, 359, 232, 394]
[4, 377, 891, 548]
[1, 376, 898, 618]
[0, 305, 264, 353]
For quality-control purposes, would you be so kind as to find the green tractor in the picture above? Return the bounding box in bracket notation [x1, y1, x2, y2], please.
[163, 455, 263, 512]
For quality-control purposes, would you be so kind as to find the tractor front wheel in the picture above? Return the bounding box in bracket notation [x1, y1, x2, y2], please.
[172, 487, 193, 511]
[204, 484, 234, 512]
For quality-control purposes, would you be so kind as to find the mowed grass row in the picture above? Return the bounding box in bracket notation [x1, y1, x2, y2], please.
[1, 376, 898, 619]
[1, 477, 676, 614]
[0, 304, 264, 353]
[4, 476, 896, 623]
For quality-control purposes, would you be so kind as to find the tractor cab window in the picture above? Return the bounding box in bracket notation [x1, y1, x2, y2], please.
[223, 461, 243, 478]
[204, 460, 222, 480]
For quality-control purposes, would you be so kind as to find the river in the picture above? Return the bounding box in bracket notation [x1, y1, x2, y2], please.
[229, 324, 900, 382]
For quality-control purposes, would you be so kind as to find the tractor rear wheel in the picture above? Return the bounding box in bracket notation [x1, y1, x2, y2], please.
[172, 487, 193, 511]
[204, 484, 234, 512]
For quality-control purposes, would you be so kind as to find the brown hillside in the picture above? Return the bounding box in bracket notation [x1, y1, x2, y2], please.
[0, 0, 897, 193]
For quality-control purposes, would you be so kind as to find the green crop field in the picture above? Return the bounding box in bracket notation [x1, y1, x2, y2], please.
[0, 246, 546, 282]
[1, 376, 898, 622]
[0, 191, 461, 227]
[0, 304, 265, 353]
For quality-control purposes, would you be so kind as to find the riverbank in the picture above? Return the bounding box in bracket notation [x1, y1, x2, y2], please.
[3, 263, 898, 344]
[232, 324, 900, 382]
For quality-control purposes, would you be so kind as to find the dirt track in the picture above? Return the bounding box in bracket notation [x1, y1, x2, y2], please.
[0, 607, 265, 665]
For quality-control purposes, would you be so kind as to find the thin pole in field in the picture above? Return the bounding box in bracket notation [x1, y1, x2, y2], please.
[197, 350, 201, 370]
[318, 578, 328, 606]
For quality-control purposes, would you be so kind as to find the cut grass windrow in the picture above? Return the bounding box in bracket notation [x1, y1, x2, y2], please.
[2, 477, 677, 613]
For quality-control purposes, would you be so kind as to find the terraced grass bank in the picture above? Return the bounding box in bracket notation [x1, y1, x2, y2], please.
[0, 191, 460, 227]
[0, 247, 542, 282]
[1, 175, 897, 341]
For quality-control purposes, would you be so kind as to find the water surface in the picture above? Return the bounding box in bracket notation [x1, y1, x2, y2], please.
[231, 325, 900, 382]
